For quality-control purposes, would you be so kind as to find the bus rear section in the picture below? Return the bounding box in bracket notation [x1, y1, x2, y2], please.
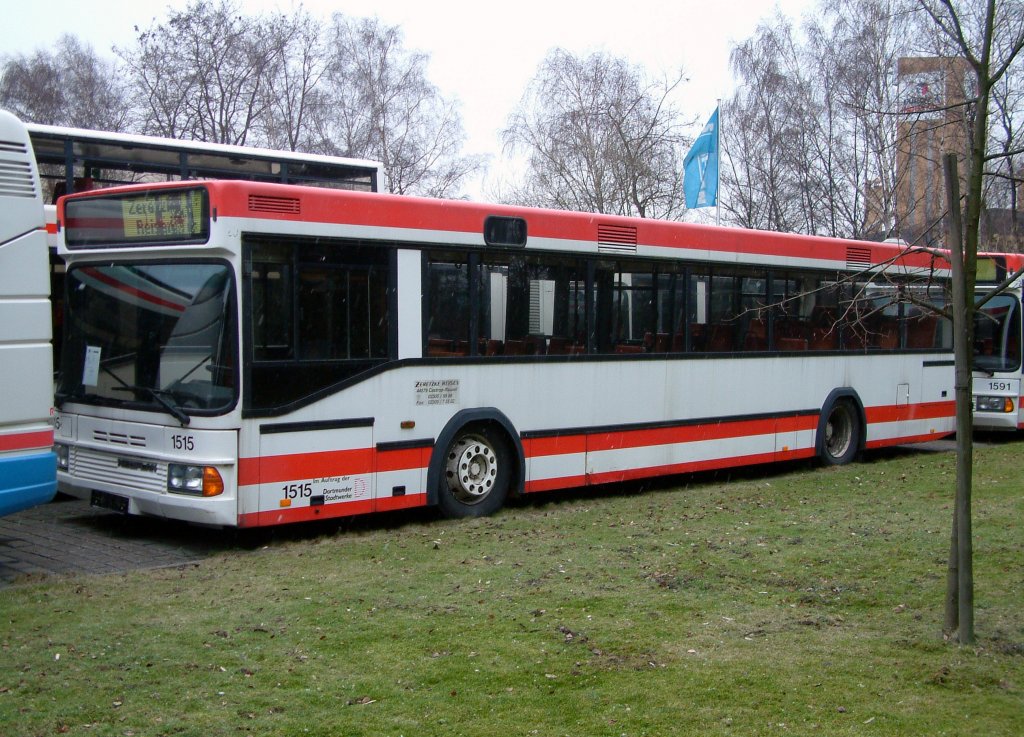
[0, 110, 57, 516]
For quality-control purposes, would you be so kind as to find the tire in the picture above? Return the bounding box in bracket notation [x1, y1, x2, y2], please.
[437, 426, 510, 518]
[820, 399, 860, 465]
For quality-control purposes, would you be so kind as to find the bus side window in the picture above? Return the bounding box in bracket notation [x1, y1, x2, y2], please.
[251, 261, 294, 361]
[425, 257, 471, 355]
[479, 255, 587, 356]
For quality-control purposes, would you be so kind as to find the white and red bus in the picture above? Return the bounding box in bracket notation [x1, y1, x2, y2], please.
[0, 110, 56, 516]
[52, 180, 955, 527]
[972, 252, 1024, 430]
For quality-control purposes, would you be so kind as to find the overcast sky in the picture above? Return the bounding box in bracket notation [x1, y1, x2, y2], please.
[7, 0, 817, 197]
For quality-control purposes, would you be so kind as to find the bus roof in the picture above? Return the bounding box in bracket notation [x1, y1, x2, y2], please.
[59, 179, 951, 276]
[27, 123, 383, 194]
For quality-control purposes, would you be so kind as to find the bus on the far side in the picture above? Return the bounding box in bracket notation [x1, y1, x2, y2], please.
[972, 252, 1024, 430]
[0, 110, 56, 516]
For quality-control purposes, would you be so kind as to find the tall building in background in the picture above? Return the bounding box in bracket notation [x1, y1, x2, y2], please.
[895, 56, 971, 246]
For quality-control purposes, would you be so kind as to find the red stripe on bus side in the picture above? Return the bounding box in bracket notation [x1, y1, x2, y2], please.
[376, 446, 431, 473]
[865, 430, 953, 449]
[237, 457, 259, 486]
[583, 449, 817, 488]
[524, 414, 819, 460]
[523, 435, 588, 458]
[524, 474, 589, 493]
[238, 445, 428, 487]
[378, 493, 429, 512]
[585, 414, 819, 453]
[0, 429, 54, 453]
[252, 448, 374, 485]
[238, 492, 429, 527]
[237, 400, 953, 495]
[864, 400, 956, 424]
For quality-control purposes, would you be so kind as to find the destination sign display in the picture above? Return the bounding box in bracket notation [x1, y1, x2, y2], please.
[65, 187, 209, 248]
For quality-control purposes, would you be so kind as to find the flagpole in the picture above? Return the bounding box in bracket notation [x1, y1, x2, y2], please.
[715, 98, 721, 227]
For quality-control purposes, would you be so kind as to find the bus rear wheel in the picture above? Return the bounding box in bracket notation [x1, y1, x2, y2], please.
[438, 427, 510, 517]
[821, 399, 860, 465]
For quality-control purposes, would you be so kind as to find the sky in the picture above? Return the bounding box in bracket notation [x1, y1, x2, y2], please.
[7, 0, 818, 198]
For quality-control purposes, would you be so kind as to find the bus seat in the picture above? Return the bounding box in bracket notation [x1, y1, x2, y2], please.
[743, 318, 767, 351]
[906, 315, 938, 348]
[428, 337, 454, 356]
[526, 335, 547, 355]
[809, 327, 838, 350]
[777, 336, 808, 351]
[504, 339, 526, 355]
[873, 320, 899, 349]
[708, 324, 735, 351]
[615, 343, 644, 354]
[547, 336, 569, 354]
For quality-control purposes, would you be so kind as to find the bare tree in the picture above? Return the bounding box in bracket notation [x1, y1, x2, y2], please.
[815, 0, 917, 239]
[724, 2, 918, 239]
[912, 0, 1024, 647]
[120, 0, 279, 145]
[502, 49, 689, 218]
[0, 35, 132, 130]
[260, 9, 329, 153]
[984, 66, 1024, 245]
[724, 19, 809, 232]
[321, 16, 482, 197]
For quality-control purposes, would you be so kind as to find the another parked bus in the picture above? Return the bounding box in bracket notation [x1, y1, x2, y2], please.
[972, 252, 1024, 430]
[0, 110, 56, 516]
[53, 180, 955, 527]
[26, 122, 383, 368]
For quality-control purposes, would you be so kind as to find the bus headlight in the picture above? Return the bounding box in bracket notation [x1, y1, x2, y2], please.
[168, 464, 225, 497]
[55, 443, 69, 471]
[975, 396, 1015, 413]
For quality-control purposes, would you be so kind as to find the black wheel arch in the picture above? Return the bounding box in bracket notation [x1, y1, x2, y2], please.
[815, 388, 867, 460]
[427, 408, 524, 507]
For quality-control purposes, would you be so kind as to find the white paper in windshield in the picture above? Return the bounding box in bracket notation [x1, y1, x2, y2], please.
[83, 346, 101, 387]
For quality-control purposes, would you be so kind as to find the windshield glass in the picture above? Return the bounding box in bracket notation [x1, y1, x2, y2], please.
[57, 262, 237, 415]
[974, 294, 1021, 373]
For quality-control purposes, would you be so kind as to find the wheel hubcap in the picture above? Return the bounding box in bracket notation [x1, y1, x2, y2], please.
[446, 435, 498, 504]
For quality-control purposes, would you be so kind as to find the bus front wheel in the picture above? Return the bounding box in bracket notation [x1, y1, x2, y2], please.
[437, 426, 510, 517]
[820, 399, 860, 465]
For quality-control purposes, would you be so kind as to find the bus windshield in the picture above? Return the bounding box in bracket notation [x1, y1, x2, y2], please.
[974, 294, 1021, 373]
[56, 262, 236, 417]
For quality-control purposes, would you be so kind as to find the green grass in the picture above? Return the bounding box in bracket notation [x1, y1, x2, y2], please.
[2, 440, 1022, 736]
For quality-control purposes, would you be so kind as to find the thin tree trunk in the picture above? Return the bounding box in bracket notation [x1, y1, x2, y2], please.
[943, 153, 975, 645]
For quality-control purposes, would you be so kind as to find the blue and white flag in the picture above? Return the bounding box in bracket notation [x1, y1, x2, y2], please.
[683, 107, 719, 209]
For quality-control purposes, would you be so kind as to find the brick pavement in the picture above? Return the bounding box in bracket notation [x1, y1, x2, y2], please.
[0, 494, 230, 586]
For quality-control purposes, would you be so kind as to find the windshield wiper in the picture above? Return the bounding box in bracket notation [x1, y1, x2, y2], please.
[110, 384, 190, 426]
[101, 364, 191, 426]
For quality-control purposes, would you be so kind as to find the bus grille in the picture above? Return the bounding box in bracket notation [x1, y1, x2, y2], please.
[598, 224, 638, 254]
[92, 429, 148, 448]
[846, 246, 873, 270]
[69, 447, 168, 494]
[249, 194, 301, 214]
[0, 158, 37, 198]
